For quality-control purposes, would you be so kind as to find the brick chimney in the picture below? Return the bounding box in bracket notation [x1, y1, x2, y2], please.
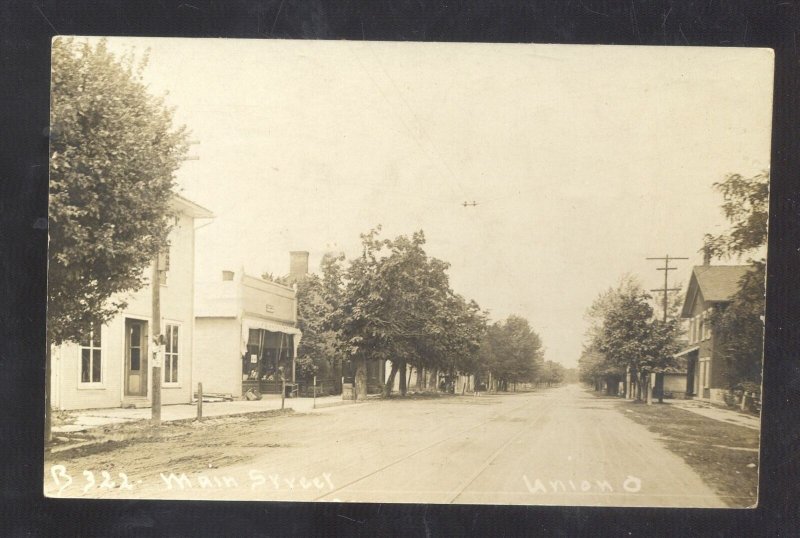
[702, 245, 712, 266]
[289, 251, 309, 281]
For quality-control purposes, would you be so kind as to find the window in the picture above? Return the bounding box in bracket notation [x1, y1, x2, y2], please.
[164, 324, 179, 384]
[703, 361, 710, 389]
[80, 323, 102, 384]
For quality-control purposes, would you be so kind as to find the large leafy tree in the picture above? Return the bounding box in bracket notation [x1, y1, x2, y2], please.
[703, 171, 769, 259]
[263, 258, 347, 391]
[334, 227, 488, 398]
[48, 38, 189, 345]
[710, 263, 765, 390]
[587, 277, 681, 400]
[704, 171, 769, 392]
[47, 38, 188, 439]
[480, 315, 544, 391]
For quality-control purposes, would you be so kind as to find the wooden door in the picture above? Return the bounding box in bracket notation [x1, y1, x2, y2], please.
[125, 319, 148, 396]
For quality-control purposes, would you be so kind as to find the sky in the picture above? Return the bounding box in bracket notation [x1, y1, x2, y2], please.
[98, 38, 773, 367]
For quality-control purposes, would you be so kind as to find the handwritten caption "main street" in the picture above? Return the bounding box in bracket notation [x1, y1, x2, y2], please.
[48, 465, 335, 496]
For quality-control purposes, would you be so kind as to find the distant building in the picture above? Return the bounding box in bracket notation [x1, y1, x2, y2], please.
[194, 264, 301, 399]
[674, 258, 754, 404]
[50, 195, 214, 410]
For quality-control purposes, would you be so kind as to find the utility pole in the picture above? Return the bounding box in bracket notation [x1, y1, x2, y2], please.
[646, 254, 688, 404]
[152, 140, 197, 425]
[647, 255, 688, 322]
[151, 253, 166, 425]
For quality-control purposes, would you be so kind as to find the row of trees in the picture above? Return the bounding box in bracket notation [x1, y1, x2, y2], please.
[46, 39, 558, 453]
[276, 227, 547, 398]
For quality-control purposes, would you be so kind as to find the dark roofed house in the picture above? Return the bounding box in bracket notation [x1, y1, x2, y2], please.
[674, 261, 754, 404]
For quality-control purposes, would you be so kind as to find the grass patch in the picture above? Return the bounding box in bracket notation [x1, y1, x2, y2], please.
[618, 400, 760, 508]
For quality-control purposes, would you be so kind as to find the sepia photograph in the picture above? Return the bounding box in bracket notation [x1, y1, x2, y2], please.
[43, 37, 772, 508]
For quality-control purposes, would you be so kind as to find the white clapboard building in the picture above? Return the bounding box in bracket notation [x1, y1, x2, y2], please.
[49, 195, 214, 410]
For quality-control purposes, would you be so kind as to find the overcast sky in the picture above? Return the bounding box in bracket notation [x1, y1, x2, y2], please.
[99, 38, 773, 367]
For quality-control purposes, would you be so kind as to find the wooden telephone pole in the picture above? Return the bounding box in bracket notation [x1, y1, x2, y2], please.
[647, 255, 688, 322]
[151, 253, 166, 425]
[646, 254, 688, 404]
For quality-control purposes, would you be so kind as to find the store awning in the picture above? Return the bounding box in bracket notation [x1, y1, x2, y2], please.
[241, 318, 301, 355]
[244, 318, 301, 336]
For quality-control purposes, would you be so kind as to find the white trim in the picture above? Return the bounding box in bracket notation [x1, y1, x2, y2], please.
[163, 321, 182, 387]
[699, 357, 711, 390]
[121, 314, 150, 401]
[77, 323, 105, 389]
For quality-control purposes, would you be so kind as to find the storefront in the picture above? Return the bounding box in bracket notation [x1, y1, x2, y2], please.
[242, 322, 301, 395]
[194, 270, 301, 398]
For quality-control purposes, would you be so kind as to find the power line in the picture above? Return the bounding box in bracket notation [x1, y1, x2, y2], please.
[646, 255, 688, 322]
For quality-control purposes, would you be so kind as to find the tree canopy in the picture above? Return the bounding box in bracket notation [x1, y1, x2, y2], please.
[581, 276, 682, 398]
[332, 227, 490, 395]
[540, 360, 566, 386]
[704, 171, 769, 392]
[480, 315, 544, 390]
[264, 226, 546, 397]
[48, 38, 188, 345]
[703, 171, 769, 260]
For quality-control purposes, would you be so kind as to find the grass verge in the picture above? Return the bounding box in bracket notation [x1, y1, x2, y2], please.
[617, 398, 760, 508]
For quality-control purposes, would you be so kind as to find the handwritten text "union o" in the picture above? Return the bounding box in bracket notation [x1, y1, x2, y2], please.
[522, 475, 642, 494]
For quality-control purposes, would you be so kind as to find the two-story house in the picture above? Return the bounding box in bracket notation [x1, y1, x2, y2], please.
[674, 259, 753, 404]
[49, 195, 214, 410]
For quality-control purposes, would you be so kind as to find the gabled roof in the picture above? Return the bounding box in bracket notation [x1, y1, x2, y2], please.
[171, 193, 215, 219]
[680, 265, 753, 318]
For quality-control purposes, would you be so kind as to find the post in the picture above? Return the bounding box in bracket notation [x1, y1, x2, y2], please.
[281, 369, 286, 410]
[197, 382, 203, 420]
[151, 259, 162, 426]
[292, 337, 298, 384]
[313, 375, 317, 409]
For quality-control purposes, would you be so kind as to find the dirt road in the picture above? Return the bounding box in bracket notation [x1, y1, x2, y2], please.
[44, 384, 726, 507]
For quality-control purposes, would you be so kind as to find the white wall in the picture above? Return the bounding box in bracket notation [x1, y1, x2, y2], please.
[663, 373, 687, 393]
[52, 210, 197, 410]
[193, 317, 242, 396]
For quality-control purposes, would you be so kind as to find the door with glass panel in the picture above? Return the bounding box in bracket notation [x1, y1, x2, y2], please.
[124, 319, 148, 396]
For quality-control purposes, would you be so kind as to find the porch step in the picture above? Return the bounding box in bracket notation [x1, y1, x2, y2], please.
[121, 398, 150, 409]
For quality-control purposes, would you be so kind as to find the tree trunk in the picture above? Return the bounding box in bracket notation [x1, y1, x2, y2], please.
[45, 342, 52, 445]
[431, 368, 439, 392]
[417, 367, 425, 390]
[354, 356, 367, 401]
[333, 359, 342, 394]
[399, 361, 407, 396]
[382, 361, 399, 397]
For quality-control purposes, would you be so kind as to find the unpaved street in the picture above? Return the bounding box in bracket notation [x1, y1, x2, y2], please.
[45, 385, 725, 507]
